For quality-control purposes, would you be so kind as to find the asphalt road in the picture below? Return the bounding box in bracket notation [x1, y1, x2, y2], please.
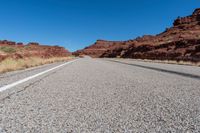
[0, 57, 200, 132]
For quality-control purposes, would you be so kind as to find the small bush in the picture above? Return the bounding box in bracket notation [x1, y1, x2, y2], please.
[24, 46, 30, 49]
[195, 45, 200, 52]
[0, 46, 16, 53]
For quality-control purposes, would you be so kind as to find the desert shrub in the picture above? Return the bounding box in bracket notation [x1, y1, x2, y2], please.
[0, 46, 16, 53]
[135, 45, 153, 52]
[195, 45, 200, 52]
[175, 41, 188, 49]
[24, 45, 30, 49]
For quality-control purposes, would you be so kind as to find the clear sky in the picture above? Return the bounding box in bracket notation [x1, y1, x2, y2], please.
[0, 0, 199, 51]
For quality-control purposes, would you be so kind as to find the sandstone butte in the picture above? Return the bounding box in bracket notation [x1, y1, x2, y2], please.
[0, 41, 71, 62]
[73, 8, 200, 62]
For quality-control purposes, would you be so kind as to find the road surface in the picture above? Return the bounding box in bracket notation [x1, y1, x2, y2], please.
[0, 58, 200, 132]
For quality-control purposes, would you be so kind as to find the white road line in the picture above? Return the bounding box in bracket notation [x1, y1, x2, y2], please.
[0, 59, 79, 92]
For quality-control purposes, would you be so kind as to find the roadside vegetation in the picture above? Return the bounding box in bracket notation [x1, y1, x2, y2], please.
[0, 41, 73, 74]
[0, 56, 73, 73]
[0, 46, 16, 53]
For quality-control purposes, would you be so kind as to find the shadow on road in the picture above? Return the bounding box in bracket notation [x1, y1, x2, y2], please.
[107, 60, 200, 80]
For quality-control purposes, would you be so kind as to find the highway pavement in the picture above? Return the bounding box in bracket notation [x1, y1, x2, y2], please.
[0, 57, 200, 132]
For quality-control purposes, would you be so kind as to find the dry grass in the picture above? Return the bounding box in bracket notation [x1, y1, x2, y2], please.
[0, 46, 16, 53]
[0, 56, 73, 73]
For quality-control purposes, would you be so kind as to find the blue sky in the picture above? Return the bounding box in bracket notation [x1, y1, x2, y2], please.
[0, 0, 199, 51]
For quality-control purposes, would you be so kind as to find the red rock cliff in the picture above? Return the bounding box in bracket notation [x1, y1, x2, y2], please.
[74, 8, 200, 62]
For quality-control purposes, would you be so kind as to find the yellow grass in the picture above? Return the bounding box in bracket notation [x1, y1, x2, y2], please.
[0, 56, 73, 73]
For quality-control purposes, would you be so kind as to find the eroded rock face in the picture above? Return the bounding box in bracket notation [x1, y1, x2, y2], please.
[73, 40, 134, 58]
[117, 39, 200, 62]
[73, 40, 126, 57]
[74, 8, 200, 62]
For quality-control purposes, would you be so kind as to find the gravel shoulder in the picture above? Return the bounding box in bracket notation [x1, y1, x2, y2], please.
[0, 61, 69, 88]
[103, 58, 200, 79]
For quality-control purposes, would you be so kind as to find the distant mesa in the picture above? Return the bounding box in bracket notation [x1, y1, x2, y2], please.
[17, 42, 24, 46]
[73, 8, 200, 62]
[27, 42, 40, 46]
[0, 40, 16, 45]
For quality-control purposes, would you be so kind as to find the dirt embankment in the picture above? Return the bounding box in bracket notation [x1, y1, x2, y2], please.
[0, 41, 72, 73]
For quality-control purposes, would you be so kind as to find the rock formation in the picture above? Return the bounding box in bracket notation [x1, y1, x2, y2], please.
[73, 40, 126, 57]
[74, 8, 200, 62]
